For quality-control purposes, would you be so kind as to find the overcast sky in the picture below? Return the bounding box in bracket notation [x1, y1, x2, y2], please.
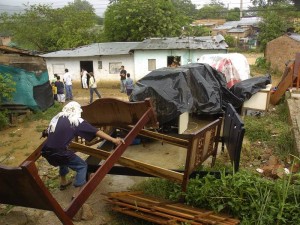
[2, 0, 253, 17]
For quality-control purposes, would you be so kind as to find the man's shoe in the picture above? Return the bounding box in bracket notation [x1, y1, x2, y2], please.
[59, 181, 72, 190]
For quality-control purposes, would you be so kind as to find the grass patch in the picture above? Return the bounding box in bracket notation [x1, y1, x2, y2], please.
[132, 169, 300, 225]
[244, 101, 296, 159]
[28, 102, 63, 122]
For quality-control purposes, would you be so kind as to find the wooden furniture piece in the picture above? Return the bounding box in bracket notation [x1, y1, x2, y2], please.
[0, 98, 158, 224]
[270, 53, 300, 105]
[0, 143, 74, 225]
[222, 103, 245, 172]
[73, 98, 223, 193]
[0, 104, 30, 124]
[242, 84, 272, 115]
[0, 98, 229, 224]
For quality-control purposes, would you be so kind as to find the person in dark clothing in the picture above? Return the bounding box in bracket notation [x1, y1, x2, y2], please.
[41, 101, 124, 199]
[119, 65, 127, 93]
[125, 73, 134, 99]
[54, 76, 65, 103]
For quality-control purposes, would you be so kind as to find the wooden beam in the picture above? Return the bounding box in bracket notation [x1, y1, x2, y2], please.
[70, 142, 184, 183]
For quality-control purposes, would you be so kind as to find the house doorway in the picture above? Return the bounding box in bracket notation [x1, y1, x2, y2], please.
[80, 61, 93, 88]
[167, 56, 181, 67]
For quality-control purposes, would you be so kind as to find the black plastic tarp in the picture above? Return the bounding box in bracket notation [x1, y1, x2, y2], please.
[33, 81, 54, 111]
[131, 63, 243, 125]
[230, 74, 272, 101]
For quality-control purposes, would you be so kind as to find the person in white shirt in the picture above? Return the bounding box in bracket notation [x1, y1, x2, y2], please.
[81, 69, 88, 89]
[63, 68, 73, 101]
[89, 72, 101, 104]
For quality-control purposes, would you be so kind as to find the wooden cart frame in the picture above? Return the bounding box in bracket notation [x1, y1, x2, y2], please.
[0, 98, 226, 224]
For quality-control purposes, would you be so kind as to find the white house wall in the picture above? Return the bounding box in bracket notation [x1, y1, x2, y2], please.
[133, 49, 227, 80]
[45, 55, 134, 83]
[97, 55, 134, 82]
[44, 49, 227, 83]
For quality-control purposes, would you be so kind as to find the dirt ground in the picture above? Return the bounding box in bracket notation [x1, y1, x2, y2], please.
[0, 53, 268, 225]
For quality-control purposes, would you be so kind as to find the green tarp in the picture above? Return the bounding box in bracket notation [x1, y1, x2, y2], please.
[0, 65, 53, 111]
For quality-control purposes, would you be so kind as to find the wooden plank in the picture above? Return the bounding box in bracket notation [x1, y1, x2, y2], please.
[110, 202, 204, 225]
[66, 106, 158, 218]
[70, 142, 184, 183]
[0, 161, 74, 225]
[106, 192, 240, 225]
[270, 63, 296, 105]
[121, 125, 189, 148]
[295, 53, 300, 90]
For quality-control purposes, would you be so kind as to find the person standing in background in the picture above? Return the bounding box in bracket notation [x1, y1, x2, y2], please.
[125, 73, 134, 99]
[81, 69, 89, 89]
[51, 81, 58, 101]
[119, 65, 127, 93]
[63, 68, 73, 101]
[55, 76, 65, 104]
[89, 72, 101, 104]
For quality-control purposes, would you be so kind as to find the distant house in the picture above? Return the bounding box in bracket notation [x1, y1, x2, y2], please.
[212, 17, 261, 41]
[41, 42, 139, 84]
[0, 33, 12, 46]
[41, 35, 228, 83]
[0, 45, 46, 73]
[265, 33, 300, 74]
[191, 19, 226, 29]
[131, 35, 228, 80]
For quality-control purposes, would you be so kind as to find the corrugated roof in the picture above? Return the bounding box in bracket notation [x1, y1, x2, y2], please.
[0, 45, 40, 56]
[41, 37, 227, 58]
[40, 42, 139, 58]
[227, 28, 249, 33]
[239, 17, 261, 26]
[132, 35, 227, 50]
[213, 17, 261, 30]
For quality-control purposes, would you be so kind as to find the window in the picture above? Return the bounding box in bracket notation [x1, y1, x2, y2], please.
[167, 56, 181, 67]
[98, 61, 102, 69]
[148, 59, 156, 71]
[109, 62, 122, 74]
[52, 64, 65, 76]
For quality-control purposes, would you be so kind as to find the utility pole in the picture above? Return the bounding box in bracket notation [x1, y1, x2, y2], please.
[240, 0, 243, 19]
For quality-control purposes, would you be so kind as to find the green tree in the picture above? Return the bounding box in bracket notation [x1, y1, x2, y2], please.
[50, 1, 98, 50]
[224, 35, 235, 47]
[226, 7, 240, 21]
[171, 0, 197, 21]
[0, 0, 99, 51]
[257, 3, 298, 51]
[183, 25, 211, 37]
[103, 0, 188, 41]
[197, 1, 227, 19]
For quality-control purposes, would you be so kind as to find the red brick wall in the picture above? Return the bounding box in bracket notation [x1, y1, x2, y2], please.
[265, 35, 300, 74]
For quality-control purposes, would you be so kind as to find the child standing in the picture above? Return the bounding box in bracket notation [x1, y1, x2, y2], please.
[55, 76, 65, 104]
[51, 81, 58, 101]
[125, 73, 134, 99]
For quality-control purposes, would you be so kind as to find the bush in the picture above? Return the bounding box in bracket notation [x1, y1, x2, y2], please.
[0, 111, 9, 129]
[185, 170, 300, 224]
[255, 57, 270, 70]
[0, 72, 16, 130]
[0, 72, 16, 103]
